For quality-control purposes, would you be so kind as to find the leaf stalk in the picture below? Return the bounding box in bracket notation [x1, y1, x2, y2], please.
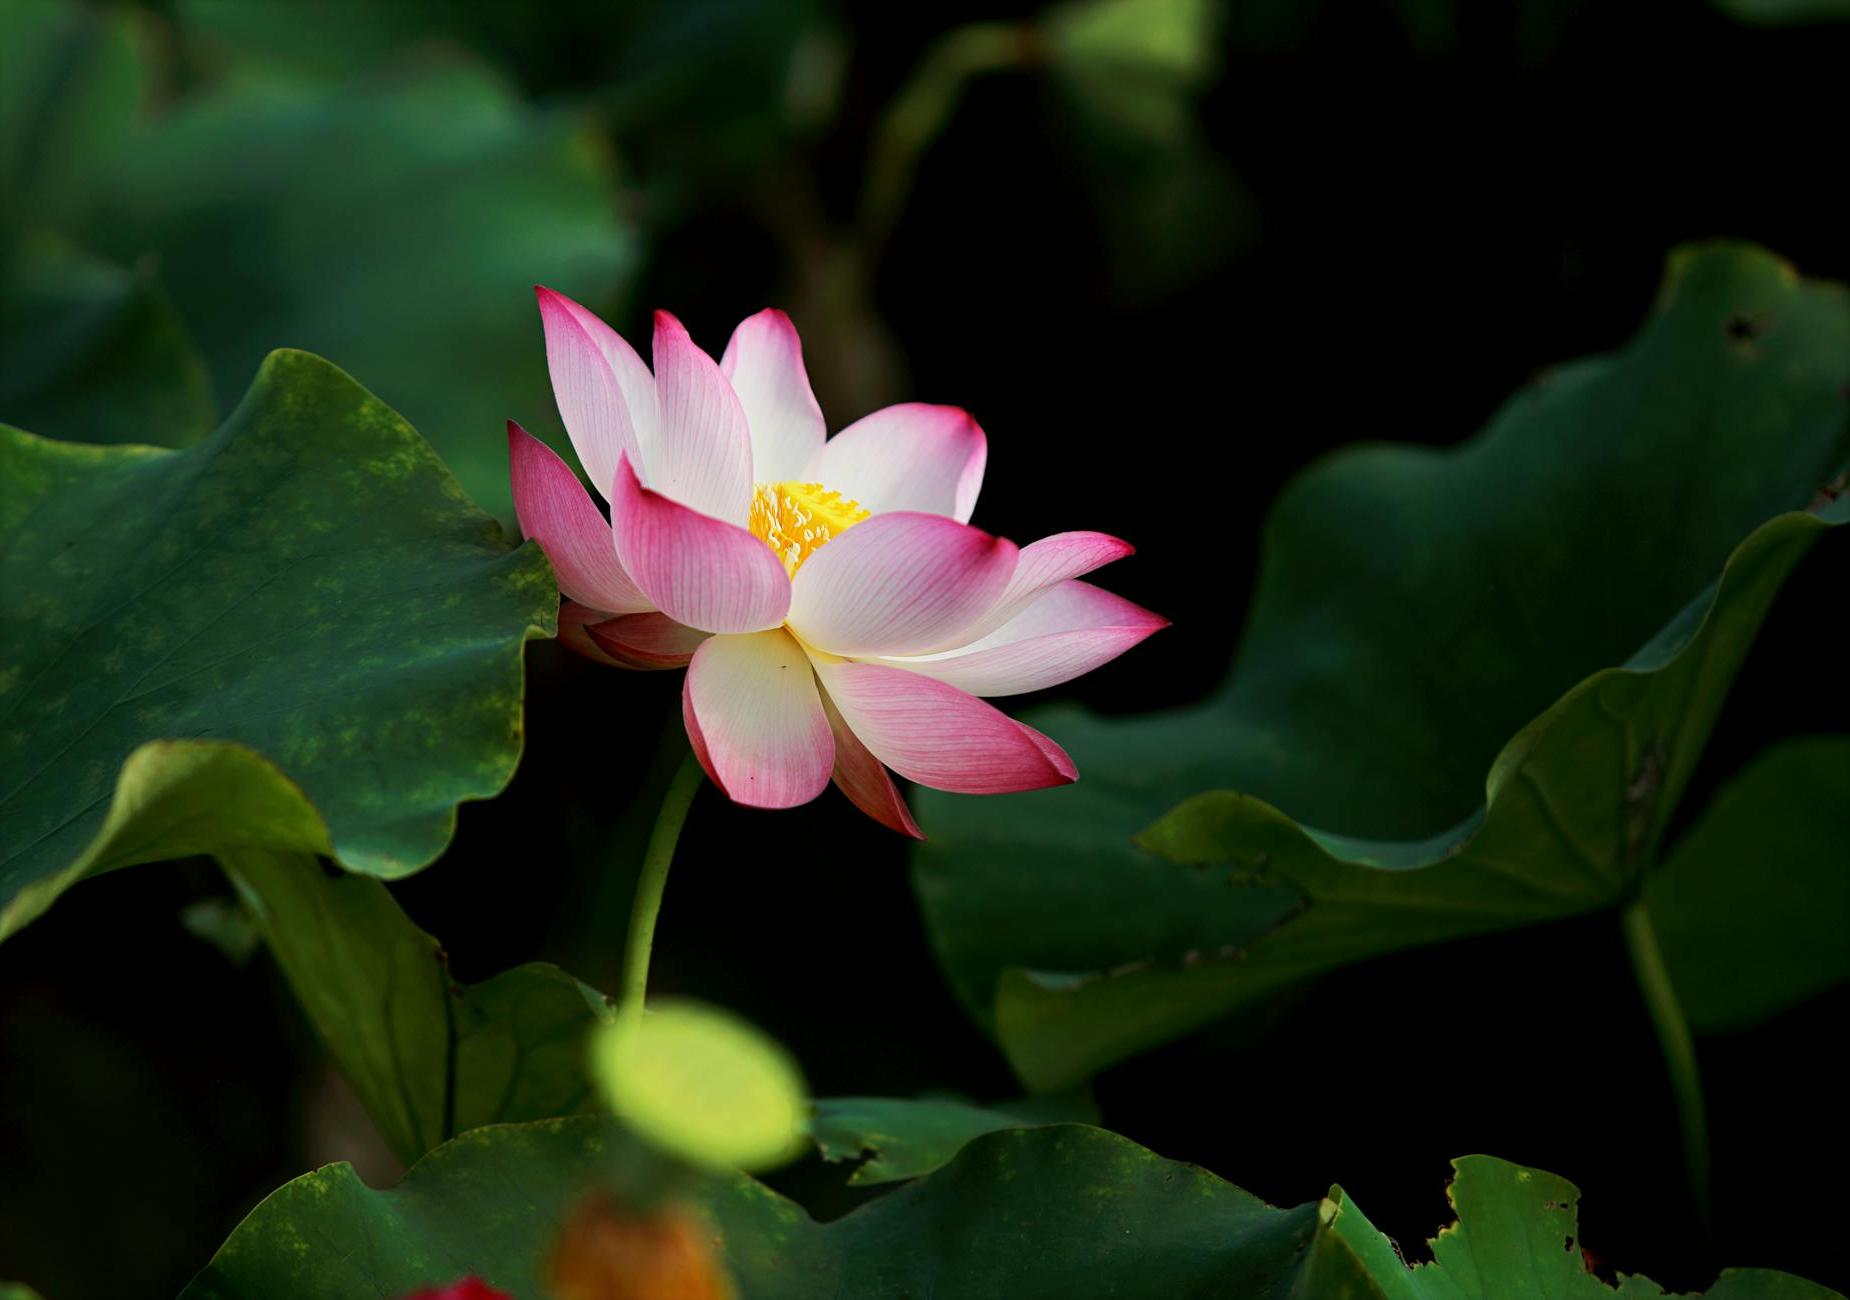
[1621, 894, 1711, 1232]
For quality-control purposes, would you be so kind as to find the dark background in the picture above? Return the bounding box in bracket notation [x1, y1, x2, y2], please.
[3, 1, 1847, 1295]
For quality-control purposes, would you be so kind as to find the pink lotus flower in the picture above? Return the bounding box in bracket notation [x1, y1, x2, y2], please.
[509, 290, 1165, 835]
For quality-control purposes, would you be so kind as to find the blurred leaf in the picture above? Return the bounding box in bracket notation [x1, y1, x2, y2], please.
[175, 0, 839, 204]
[177, 893, 260, 967]
[590, 1000, 808, 1173]
[221, 848, 611, 1166]
[1306, 1155, 1842, 1298]
[1385, 0, 1462, 57]
[1648, 736, 1850, 1032]
[175, 0, 489, 77]
[0, 234, 213, 447]
[913, 243, 1850, 1089]
[80, 57, 634, 516]
[595, 0, 841, 153]
[1712, 0, 1850, 23]
[0, 349, 555, 942]
[810, 1092, 1097, 1184]
[1046, 0, 1217, 143]
[179, 1119, 1323, 1299]
[0, 6, 211, 452]
[1042, 0, 1255, 302]
[1067, 125, 1258, 305]
[177, 0, 841, 132]
[0, 0, 150, 234]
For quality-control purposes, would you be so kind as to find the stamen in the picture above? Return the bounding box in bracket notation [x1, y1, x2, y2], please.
[748, 481, 870, 575]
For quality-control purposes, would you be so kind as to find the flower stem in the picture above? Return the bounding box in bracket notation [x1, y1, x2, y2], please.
[617, 750, 706, 1029]
[1621, 895, 1711, 1231]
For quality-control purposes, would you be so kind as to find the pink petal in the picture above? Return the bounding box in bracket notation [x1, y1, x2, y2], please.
[683, 677, 721, 788]
[507, 421, 652, 614]
[820, 689, 922, 838]
[557, 601, 632, 668]
[535, 287, 656, 502]
[1001, 531, 1134, 604]
[787, 511, 1017, 656]
[810, 658, 1077, 794]
[585, 611, 710, 669]
[809, 403, 986, 522]
[610, 455, 791, 634]
[878, 580, 1167, 696]
[650, 310, 754, 523]
[684, 630, 834, 809]
[720, 309, 826, 484]
[945, 530, 1135, 648]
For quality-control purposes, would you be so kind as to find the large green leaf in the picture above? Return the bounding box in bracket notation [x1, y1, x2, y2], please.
[221, 849, 609, 1166]
[913, 244, 1850, 1089]
[0, 349, 556, 940]
[180, 1119, 1321, 1299]
[72, 53, 632, 517]
[1648, 736, 1850, 1032]
[180, 1121, 1842, 1299]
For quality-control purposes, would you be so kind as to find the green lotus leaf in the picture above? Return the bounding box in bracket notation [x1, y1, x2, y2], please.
[179, 1119, 1321, 1299]
[1647, 736, 1850, 1032]
[178, 1120, 1842, 1299]
[0, 349, 556, 941]
[1306, 1155, 1842, 1299]
[810, 1092, 1098, 1184]
[912, 243, 1850, 1090]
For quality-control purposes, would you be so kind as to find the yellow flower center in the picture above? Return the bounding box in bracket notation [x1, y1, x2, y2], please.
[748, 481, 871, 575]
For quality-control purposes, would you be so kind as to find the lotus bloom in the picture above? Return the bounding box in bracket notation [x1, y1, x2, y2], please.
[509, 290, 1165, 834]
